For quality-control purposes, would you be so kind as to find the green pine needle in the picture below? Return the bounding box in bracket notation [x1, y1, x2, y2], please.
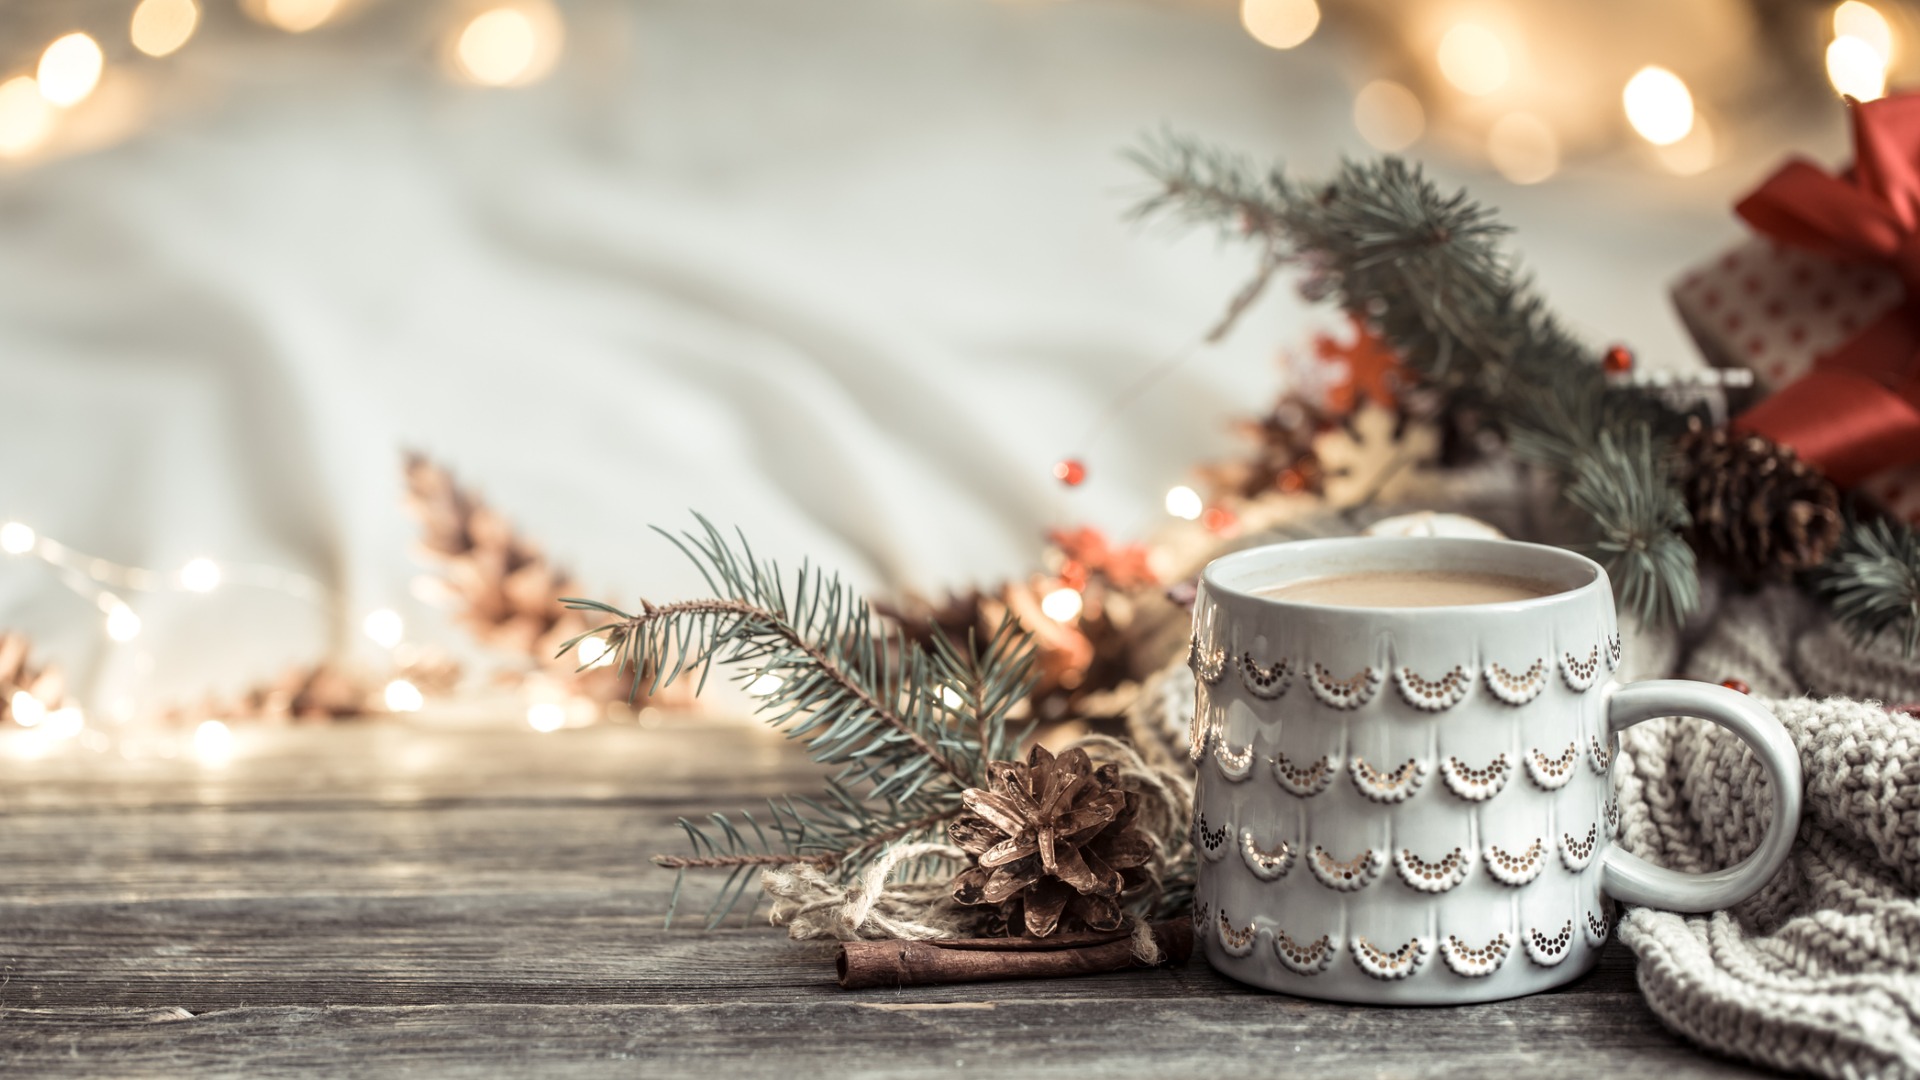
[1817, 517, 1920, 658]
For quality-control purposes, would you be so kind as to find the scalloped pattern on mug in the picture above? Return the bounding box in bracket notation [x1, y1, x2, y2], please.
[1191, 637, 1228, 685]
[1187, 700, 1212, 765]
[1240, 829, 1294, 882]
[1525, 743, 1579, 791]
[1439, 753, 1511, 802]
[1560, 824, 1598, 872]
[1272, 752, 1337, 797]
[1524, 921, 1575, 967]
[1238, 653, 1291, 700]
[1606, 633, 1623, 670]
[1192, 897, 1210, 935]
[1439, 933, 1510, 978]
[1560, 645, 1601, 691]
[1484, 659, 1548, 705]
[1307, 662, 1381, 709]
[1394, 664, 1473, 711]
[1349, 756, 1429, 804]
[1393, 846, 1472, 893]
[1484, 839, 1546, 886]
[1194, 811, 1230, 862]
[1352, 936, 1428, 981]
[1308, 845, 1385, 891]
[1605, 796, 1622, 838]
[1273, 930, 1337, 975]
[1216, 911, 1257, 958]
[1584, 909, 1611, 948]
[1212, 740, 1256, 782]
[1588, 734, 1615, 775]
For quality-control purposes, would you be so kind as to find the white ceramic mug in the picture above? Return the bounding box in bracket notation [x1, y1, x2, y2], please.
[1188, 537, 1801, 1004]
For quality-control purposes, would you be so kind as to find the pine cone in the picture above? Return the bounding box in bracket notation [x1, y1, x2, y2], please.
[947, 745, 1154, 937]
[1675, 417, 1842, 586]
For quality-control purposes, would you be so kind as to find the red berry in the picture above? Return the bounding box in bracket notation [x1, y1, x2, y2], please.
[1602, 345, 1635, 375]
[1053, 458, 1087, 487]
[1202, 506, 1239, 535]
[1720, 678, 1751, 694]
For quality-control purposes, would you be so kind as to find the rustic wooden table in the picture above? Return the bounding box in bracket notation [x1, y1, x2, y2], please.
[0, 716, 1765, 1078]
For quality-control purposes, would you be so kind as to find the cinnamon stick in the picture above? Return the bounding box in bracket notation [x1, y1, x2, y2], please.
[834, 919, 1193, 990]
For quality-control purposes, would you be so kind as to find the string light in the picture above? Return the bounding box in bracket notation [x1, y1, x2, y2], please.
[0, 77, 55, 158]
[526, 702, 565, 732]
[1655, 115, 1716, 176]
[1834, 2, 1894, 63]
[1040, 587, 1083, 623]
[131, 0, 200, 58]
[745, 673, 784, 697]
[939, 686, 965, 709]
[251, 0, 343, 34]
[452, 4, 562, 88]
[10, 690, 45, 727]
[178, 557, 221, 592]
[1437, 24, 1509, 97]
[383, 678, 424, 712]
[1487, 112, 1559, 185]
[1164, 485, 1204, 521]
[38, 33, 104, 109]
[1240, 0, 1320, 51]
[576, 636, 616, 669]
[1828, 35, 1888, 101]
[363, 608, 404, 650]
[45, 706, 84, 739]
[193, 718, 234, 764]
[1623, 67, 1695, 146]
[105, 604, 142, 642]
[1353, 80, 1425, 151]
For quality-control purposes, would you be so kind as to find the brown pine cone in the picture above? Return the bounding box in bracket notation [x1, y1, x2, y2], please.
[1674, 416, 1842, 586]
[947, 744, 1154, 937]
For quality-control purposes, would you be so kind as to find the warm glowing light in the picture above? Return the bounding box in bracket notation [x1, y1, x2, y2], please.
[527, 702, 566, 732]
[1828, 35, 1889, 101]
[0, 522, 35, 555]
[194, 719, 234, 763]
[576, 636, 615, 669]
[10, 690, 45, 727]
[1487, 112, 1559, 185]
[939, 686, 965, 709]
[1040, 587, 1084, 623]
[1655, 115, 1717, 176]
[1623, 66, 1695, 146]
[0, 79, 55, 158]
[745, 673, 784, 697]
[179, 557, 221, 592]
[455, 7, 553, 87]
[252, 0, 343, 33]
[384, 679, 424, 712]
[1165, 485, 1204, 521]
[1835, 2, 1894, 62]
[1437, 24, 1509, 97]
[106, 605, 142, 642]
[1239, 0, 1319, 50]
[38, 34, 103, 109]
[45, 707, 84, 739]
[363, 608, 404, 650]
[132, 0, 200, 57]
[1353, 80, 1425, 151]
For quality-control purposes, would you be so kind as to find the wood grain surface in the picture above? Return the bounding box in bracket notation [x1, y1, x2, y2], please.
[0, 717, 1765, 1078]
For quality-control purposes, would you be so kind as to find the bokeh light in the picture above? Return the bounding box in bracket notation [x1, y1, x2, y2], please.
[454, 5, 562, 87]
[1353, 80, 1425, 151]
[131, 0, 200, 58]
[179, 557, 222, 592]
[1487, 112, 1559, 185]
[253, 0, 343, 34]
[1834, 2, 1893, 62]
[1437, 24, 1509, 97]
[1828, 35, 1888, 101]
[1622, 66, 1695, 146]
[38, 35, 103, 109]
[1240, 0, 1320, 51]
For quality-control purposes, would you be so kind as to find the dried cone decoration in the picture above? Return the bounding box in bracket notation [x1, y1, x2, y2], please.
[1674, 417, 1842, 586]
[0, 632, 66, 723]
[948, 745, 1154, 937]
[402, 454, 682, 707]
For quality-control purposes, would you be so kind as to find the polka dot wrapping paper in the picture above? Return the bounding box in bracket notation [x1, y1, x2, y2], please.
[1672, 239, 1920, 526]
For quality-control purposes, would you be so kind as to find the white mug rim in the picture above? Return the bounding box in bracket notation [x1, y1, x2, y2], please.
[1199, 536, 1609, 616]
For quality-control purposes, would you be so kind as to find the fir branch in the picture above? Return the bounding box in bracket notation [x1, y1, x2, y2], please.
[1128, 132, 1696, 624]
[1817, 516, 1920, 657]
[561, 515, 1038, 926]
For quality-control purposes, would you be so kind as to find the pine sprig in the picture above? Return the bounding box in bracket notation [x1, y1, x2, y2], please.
[561, 516, 1038, 925]
[1128, 132, 1694, 624]
[1818, 517, 1920, 658]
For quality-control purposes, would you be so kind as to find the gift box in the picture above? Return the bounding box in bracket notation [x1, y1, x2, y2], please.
[1670, 96, 1920, 527]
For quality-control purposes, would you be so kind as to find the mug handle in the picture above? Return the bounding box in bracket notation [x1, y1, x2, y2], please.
[1599, 681, 1802, 912]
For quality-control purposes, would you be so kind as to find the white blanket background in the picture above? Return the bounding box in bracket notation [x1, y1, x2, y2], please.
[0, 0, 1761, 711]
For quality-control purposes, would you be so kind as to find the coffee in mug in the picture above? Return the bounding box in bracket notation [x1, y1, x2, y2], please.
[1256, 569, 1561, 608]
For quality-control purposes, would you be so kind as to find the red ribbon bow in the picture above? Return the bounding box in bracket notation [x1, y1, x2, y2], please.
[1733, 94, 1920, 486]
